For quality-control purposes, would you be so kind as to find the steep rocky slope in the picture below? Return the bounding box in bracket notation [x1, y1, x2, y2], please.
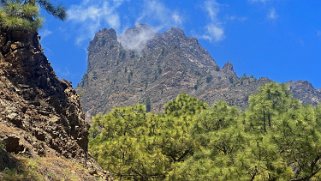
[77, 25, 321, 117]
[0, 29, 111, 180]
[288, 81, 321, 105]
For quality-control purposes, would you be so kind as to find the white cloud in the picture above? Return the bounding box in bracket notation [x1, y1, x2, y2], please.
[267, 8, 278, 20]
[203, 24, 224, 42]
[172, 12, 183, 25]
[107, 14, 121, 29]
[67, 0, 183, 46]
[119, 24, 156, 52]
[136, 0, 183, 29]
[117, 0, 183, 52]
[67, 0, 126, 45]
[204, 0, 220, 21]
[201, 0, 224, 42]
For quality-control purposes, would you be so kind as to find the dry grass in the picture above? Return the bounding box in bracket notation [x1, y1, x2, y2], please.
[0, 154, 103, 181]
[0, 123, 104, 181]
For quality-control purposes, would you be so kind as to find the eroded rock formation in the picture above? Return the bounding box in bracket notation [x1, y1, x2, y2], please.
[78, 25, 321, 117]
[0, 29, 110, 180]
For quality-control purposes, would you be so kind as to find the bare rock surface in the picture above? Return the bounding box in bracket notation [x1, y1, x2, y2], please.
[0, 28, 111, 180]
[78, 25, 321, 117]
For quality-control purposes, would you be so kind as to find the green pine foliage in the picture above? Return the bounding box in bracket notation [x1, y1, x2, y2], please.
[89, 83, 321, 180]
[0, 0, 65, 30]
[164, 93, 207, 117]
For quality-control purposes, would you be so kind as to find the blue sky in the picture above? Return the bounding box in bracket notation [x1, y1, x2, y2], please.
[40, 0, 321, 88]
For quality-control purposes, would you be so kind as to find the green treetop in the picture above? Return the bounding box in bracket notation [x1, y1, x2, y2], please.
[89, 86, 321, 180]
[246, 82, 299, 133]
[164, 93, 207, 117]
[0, 0, 65, 30]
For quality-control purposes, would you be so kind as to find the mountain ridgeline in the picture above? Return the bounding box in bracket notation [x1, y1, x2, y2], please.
[77, 25, 321, 117]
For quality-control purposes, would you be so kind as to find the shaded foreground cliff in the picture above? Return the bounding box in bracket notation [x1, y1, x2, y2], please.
[0, 29, 110, 180]
[78, 25, 321, 117]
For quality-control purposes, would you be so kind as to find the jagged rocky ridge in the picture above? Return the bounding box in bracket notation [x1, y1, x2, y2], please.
[0, 29, 110, 180]
[77, 25, 321, 117]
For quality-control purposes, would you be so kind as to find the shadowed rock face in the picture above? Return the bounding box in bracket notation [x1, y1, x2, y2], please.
[0, 29, 88, 159]
[77, 25, 321, 117]
[0, 29, 111, 180]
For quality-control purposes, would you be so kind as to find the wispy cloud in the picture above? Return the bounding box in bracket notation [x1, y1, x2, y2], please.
[248, 0, 278, 21]
[136, 0, 183, 29]
[203, 24, 224, 42]
[172, 12, 183, 25]
[39, 29, 52, 40]
[118, 0, 183, 52]
[205, 0, 220, 20]
[67, 0, 183, 46]
[226, 16, 247, 22]
[267, 8, 278, 20]
[67, 0, 126, 45]
[249, 0, 270, 4]
[119, 24, 156, 52]
[201, 0, 224, 42]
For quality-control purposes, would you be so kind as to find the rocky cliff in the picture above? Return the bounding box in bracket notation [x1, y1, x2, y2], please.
[288, 81, 321, 105]
[77, 25, 321, 117]
[0, 29, 110, 180]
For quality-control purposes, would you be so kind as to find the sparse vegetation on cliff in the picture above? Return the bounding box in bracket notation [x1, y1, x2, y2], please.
[0, 2, 110, 179]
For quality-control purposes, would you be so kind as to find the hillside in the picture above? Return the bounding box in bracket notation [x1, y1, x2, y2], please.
[77, 25, 321, 117]
[0, 29, 111, 180]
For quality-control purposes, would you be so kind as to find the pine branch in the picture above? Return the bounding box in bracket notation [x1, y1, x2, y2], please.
[36, 0, 66, 20]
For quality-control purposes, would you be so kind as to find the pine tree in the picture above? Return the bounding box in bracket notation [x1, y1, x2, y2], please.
[246, 83, 299, 133]
[164, 93, 207, 117]
[89, 90, 321, 180]
[0, 0, 65, 30]
[145, 97, 151, 112]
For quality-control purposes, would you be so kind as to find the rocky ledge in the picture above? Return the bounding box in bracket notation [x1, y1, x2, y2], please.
[0, 29, 111, 180]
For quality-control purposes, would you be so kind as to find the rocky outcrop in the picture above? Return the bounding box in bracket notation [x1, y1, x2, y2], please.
[288, 81, 321, 105]
[77, 25, 321, 117]
[0, 28, 111, 180]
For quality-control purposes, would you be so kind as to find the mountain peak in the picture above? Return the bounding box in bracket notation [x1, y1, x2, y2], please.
[164, 27, 186, 39]
[89, 28, 118, 54]
[78, 25, 321, 115]
[222, 62, 237, 78]
[288, 81, 321, 105]
[168, 27, 185, 35]
[289, 80, 315, 90]
[222, 62, 234, 73]
[96, 28, 117, 41]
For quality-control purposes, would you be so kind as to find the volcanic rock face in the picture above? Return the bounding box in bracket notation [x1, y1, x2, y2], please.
[288, 81, 321, 105]
[0, 28, 87, 158]
[0, 29, 109, 180]
[77, 25, 321, 117]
